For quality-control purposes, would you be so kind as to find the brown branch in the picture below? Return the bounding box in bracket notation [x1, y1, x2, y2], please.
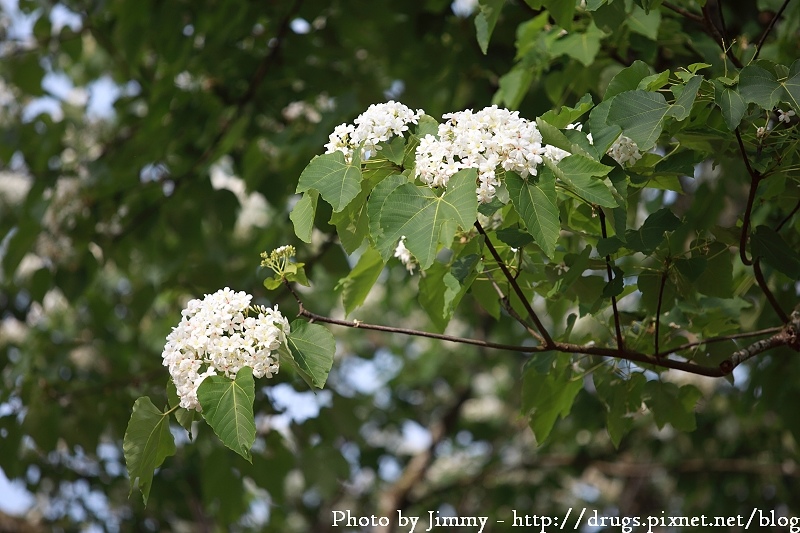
[753, 259, 790, 322]
[668, 326, 783, 353]
[474, 221, 554, 347]
[662, 1, 704, 23]
[282, 280, 731, 376]
[736, 128, 761, 266]
[719, 311, 800, 373]
[775, 197, 800, 232]
[654, 268, 668, 357]
[702, 3, 743, 68]
[599, 209, 624, 350]
[754, 0, 793, 61]
[485, 271, 545, 343]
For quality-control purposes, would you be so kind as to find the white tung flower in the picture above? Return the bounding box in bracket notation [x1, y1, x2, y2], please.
[607, 134, 642, 167]
[778, 108, 796, 124]
[394, 236, 417, 274]
[414, 105, 568, 203]
[323, 101, 423, 162]
[161, 288, 290, 411]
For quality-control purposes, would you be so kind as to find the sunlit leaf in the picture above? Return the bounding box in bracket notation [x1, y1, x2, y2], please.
[377, 169, 478, 270]
[506, 169, 560, 258]
[297, 151, 362, 212]
[123, 397, 176, 504]
[198, 368, 257, 462]
[285, 321, 336, 389]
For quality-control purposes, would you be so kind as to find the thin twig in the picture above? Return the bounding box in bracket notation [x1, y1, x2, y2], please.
[474, 221, 554, 347]
[735, 128, 761, 265]
[485, 271, 545, 342]
[654, 268, 668, 357]
[662, 1, 704, 23]
[753, 260, 790, 322]
[775, 197, 800, 232]
[668, 326, 783, 353]
[702, 3, 743, 68]
[754, 0, 793, 61]
[599, 209, 625, 350]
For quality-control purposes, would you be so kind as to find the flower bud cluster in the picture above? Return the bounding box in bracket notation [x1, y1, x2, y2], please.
[414, 106, 568, 203]
[607, 134, 642, 166]
[324, 101, 423, 162]
[162, 287, 290, 411]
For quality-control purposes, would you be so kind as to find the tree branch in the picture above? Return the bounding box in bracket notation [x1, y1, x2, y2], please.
[754, 0, 793, 61]
[662, 1, 704, 23]
[753, 259, 790, 322]
[474, 221, 554, 347]
[654, 267, 668, 357]
[702, 3, 743, 68]
[736, 128, 761, 265]
[599, 209, 625, 350]
[719, 311, 800, 373]
[775, 197, 800, 232]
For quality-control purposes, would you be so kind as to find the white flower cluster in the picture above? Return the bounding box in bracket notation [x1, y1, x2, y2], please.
[324, 101, 423, 162]
[394, 236, 417, 274]
[162, 287, 290, 411]
[414, 106, 570, 204]
[607, 134, 642, 166]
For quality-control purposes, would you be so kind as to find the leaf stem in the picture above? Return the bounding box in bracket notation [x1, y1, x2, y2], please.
[474, 221, 555, 347]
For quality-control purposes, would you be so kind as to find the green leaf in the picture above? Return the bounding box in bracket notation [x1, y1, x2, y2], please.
[475, 0, 505, 54]
[167, 380, 197, 439]
[751, 225, 800, 279]
[602, 265, 625, 298]
[377, 169, 478, 270]
[607, 90, 670, 150]
[419, 252, 481, 332]
[544, 0, 576, 29]
[297, 151, 362, 212]
[588, 99, 622, 155]
[738, 64, 780, 109]
[493, 67, 534, 109]
[637, 270, 676, 315]
[285, 321, 336, 389]
[552, 155, 616, 207]
[644, 381, 701, 431]
[668, 75, 702, 121]
[550, 23, 604, 66]
[605, 61, 652, 99]
[521, 359, 583, 443]
[338, 247, 385, 316]
[290, 190, 318, 243]
[198, 368, 257, 462]
[546, 245, 592, 298]
[713, 81, 747, 130]
[506, 168, 560, 258]
[778, 61, 800, 112]
[595, 372, 646, 448]
[123, 397, 177, 504]
[626, 5, 661, 40]
[540, 93, 594, 128]
[367, 174, 409, 260]
[625, 208, 681, 254]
